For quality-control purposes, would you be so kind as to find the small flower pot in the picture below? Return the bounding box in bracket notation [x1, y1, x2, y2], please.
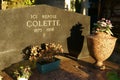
[36, 58, 60, 73]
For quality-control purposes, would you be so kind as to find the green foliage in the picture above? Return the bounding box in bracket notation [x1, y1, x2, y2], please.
[24, 0, 35, 5]
[6, 0, 35, 9]
[75, 0, 81, 13]
[107, 71, 120, 80]
[14, 66, 32, 79]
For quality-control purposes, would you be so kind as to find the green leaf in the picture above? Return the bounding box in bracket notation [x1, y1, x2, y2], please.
[107, 71, 119, 80]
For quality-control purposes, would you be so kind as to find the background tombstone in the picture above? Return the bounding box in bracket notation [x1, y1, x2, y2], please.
[0, 5, 90, 70]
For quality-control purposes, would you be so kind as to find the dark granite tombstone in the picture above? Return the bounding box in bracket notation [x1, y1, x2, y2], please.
[0, 5, 90, 70]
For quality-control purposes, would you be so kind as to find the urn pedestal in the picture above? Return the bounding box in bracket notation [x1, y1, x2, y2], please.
[87, 32, 117, 70]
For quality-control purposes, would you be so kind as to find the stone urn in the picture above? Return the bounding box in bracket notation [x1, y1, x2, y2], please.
[87, 32, 117, 70]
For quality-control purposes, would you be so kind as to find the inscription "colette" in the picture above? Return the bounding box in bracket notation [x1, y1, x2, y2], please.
[26, 20, 60, 28]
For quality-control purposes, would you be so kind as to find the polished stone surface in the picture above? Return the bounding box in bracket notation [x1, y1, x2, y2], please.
[2, 56, 120, 80]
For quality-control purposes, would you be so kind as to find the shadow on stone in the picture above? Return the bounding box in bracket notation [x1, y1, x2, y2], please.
[22, 45, 32, 60]
[77, 60, 108, 80]
[67, 23, 84, 58]
[29, 68, 82, 80]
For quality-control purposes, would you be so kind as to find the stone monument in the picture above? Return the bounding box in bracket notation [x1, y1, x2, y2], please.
[0, 5, 90, 70]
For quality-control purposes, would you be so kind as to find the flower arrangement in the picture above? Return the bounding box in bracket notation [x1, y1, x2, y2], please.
[14, 66, 32, 80]
[92, 18, 113, 35]
[24, 43, 64, 64]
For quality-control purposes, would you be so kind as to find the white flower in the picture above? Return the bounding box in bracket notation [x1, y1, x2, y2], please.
[108, 24, 113, 28]
[101, 18, 105, 20]
[93, 18, 113, 35]
[0, 75, 3, 80]
[17, 77, 28, 80]
[100, 22, 107, 27]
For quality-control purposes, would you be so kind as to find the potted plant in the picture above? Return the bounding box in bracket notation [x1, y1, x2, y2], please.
[87, 18, 117, 70]
[14, 66, 32, 80]
[23, 43, 64, 73]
